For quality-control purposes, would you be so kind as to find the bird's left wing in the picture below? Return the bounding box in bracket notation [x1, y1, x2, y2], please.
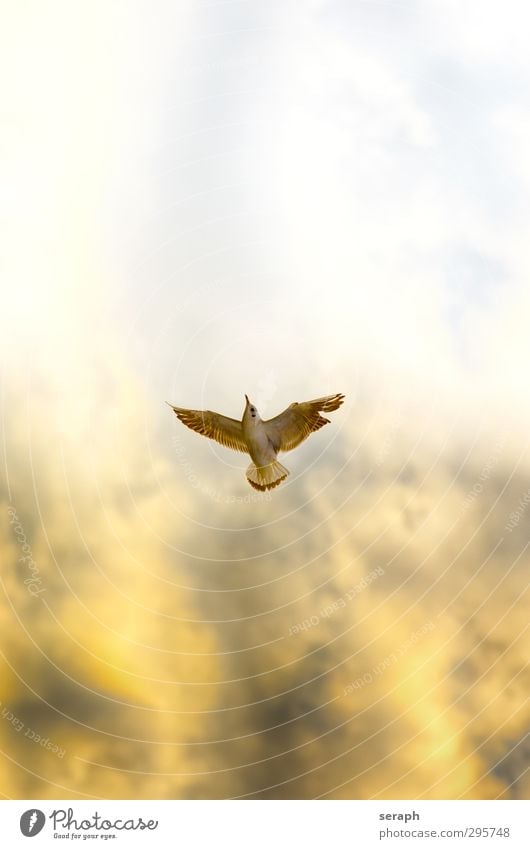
[264, 393, 345, 452]
[169, 405, 248, 453]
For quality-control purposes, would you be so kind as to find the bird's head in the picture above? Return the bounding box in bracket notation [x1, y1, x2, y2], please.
[244, 394, 260, 423]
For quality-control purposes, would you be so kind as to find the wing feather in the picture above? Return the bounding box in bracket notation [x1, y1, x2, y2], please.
[264, 393, 345, 453]
[169, 405, 248, 453]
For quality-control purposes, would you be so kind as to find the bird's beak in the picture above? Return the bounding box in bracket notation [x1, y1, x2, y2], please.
[244, 394, 249, 405]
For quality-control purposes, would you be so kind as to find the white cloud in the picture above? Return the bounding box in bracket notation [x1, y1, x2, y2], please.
[428, 0, 530, 70]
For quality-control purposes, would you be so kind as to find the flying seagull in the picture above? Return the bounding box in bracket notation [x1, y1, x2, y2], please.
[168, 393, 345, 491]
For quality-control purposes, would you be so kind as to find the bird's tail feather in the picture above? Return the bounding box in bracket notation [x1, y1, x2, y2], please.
[246, 460, 289, 491]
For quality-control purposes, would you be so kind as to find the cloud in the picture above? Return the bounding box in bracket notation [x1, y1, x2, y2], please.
[1, 0, 528, 800]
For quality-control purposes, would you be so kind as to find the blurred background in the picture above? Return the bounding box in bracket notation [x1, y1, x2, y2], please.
[0, 0, 528, 799]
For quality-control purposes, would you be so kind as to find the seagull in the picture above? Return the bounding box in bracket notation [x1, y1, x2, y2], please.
[168, 393, 345, 491]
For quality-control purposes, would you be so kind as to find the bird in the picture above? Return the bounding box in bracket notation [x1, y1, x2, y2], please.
[168, 392, 345, 491]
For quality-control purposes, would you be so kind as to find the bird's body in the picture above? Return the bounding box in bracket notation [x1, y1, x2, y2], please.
[169, 392, 345, 491]
[242, 405, 271, 463]
[241, 398, 290, 490]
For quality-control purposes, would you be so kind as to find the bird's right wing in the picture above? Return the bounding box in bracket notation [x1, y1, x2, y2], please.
[169, 405, 248, 453]
[264, 393, 345, 452]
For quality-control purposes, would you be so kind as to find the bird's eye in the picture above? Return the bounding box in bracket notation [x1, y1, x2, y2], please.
[251, 408, 255, 413]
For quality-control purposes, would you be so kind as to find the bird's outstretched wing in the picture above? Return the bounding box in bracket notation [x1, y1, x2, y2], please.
[264, 393, 345, 453]
[169, 405, 248, 453]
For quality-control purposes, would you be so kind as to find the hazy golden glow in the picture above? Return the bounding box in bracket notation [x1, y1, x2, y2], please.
[1, 0, 529, 800]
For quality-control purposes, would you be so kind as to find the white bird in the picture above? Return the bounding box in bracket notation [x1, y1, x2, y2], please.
[169, 393, 345, 491]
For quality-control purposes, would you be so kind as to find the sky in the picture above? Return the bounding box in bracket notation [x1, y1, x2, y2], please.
[0, 0, 529, 799]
